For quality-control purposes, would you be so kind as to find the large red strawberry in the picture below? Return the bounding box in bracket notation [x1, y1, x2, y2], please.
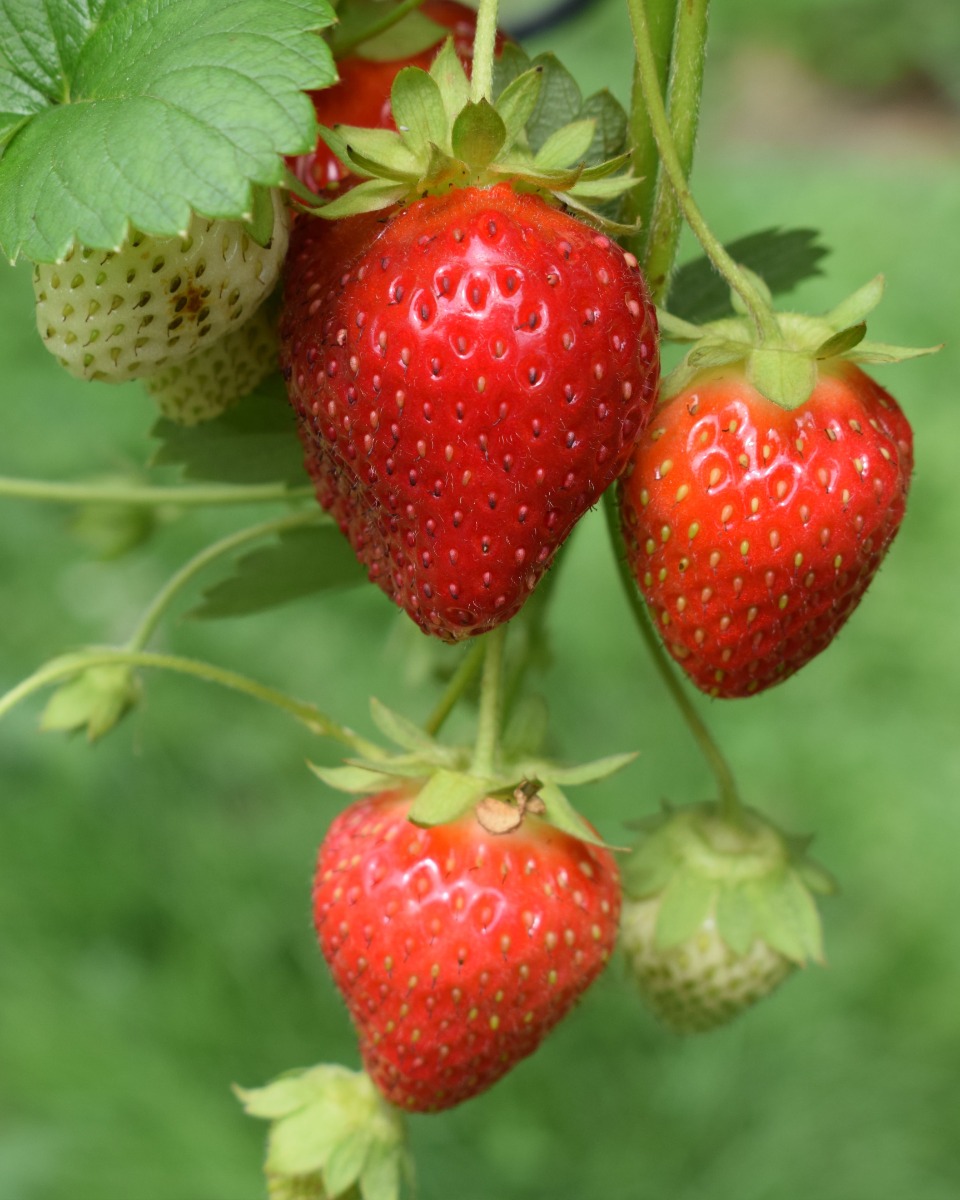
[282, 185, 658, 640]
[313, 788, 621, 1112]
[618, 281, 929, 697]
[288, 0, 504, 195]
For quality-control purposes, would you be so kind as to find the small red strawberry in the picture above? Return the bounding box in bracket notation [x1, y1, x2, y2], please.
[619, 280, 932, 697]
[288, 1, 503, 195]
[313, 788, 621, 1112]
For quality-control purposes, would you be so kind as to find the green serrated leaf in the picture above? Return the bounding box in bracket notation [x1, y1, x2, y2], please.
[390, 66, 449, 156]
[407, 769, 488, 826]
[190, 524, 364, 620]
[0, 0, 337, 262]
[654, 870, 716, 950]
[451, 100, 506, 169]
[369, 698, 438, 755]
[669, 228, 830, 324]
[534, 118, 596, 171]
[493, 67, 543, 146]
[714, 883, 761, 956]
[430, 39, 471, 127]
[151, 378, 307, 487]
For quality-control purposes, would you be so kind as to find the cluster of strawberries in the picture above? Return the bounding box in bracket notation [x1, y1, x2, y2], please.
[29, 1, 916, 1144]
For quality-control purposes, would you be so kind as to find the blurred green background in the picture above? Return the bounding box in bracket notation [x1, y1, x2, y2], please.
[1, 1, 959, 1197]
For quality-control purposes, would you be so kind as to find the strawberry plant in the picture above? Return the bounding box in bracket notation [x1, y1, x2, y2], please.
[0, 0, 948, 1197]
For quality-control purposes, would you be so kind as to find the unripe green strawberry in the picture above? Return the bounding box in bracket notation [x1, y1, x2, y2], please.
[144, 289, 280, 424]
[620, 801, 834, 1034]
[33, 190, 289, 382]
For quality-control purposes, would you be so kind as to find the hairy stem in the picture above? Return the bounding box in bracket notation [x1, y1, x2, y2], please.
[0, 649, 383, 757]
[127, 510, 327, 652]
[623, 0, 678, 251]
[0, 476, 313, 507]
[627, 0, 778, 340]
[423, 641, 486, 737]
[470, 0, 500, 104]
[470, 625, 507, 778]
[642, 0, 710, 303]
[603, 491, 743, 821]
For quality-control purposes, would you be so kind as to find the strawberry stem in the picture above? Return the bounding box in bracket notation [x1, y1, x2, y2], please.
[424, 640, 486, 737]
[126, 510, 326, 653]
[603, 491, 744, 822]
[640, 0, 710, 303]
[470, 0, 500, 104]
[0, 649, 383, 757]
[470, 624, 507, 778]
[0, 476, 313, 507]
[628, 0, 779, 342]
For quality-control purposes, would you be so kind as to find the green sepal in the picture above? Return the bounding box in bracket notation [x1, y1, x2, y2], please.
[369, 698, 439, 756]
[839, 340, 942, 365]
[534, 119, 596, 170]
[566, 173, 641, 204]
[816, 323, 867, 359]
[317, 179, 408, 220]
[747, 346, 818, 409]
[430, 41, 471, 126]
[407, 768, 490, 826]
[344, 757, 440, 780]
[40, 664, 140, 742]
[824, 274, 885, 328]
[486, 159, 583, 192]
[576, 152, 634, 182]
[390, 67, 450, 156]
[237, 1064, 408, 1200]
[535, 782, 612, 849]
[451, 100, 506, 169]
[714, 882, 760, 956]
[524, 751, 638, 788]
[309, 764, 400, 795]
[325, 126, 422, 180]
[494, 67, 544, 145]
[748, 870, 825, 965]
[654, 870, 717, 949]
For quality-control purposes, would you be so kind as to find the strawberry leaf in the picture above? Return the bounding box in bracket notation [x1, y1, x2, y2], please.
[0, 0, 336, 263]
[189, 525, 365, 620]
[151, 379, 308, 487]
[669, 228, 830, 324]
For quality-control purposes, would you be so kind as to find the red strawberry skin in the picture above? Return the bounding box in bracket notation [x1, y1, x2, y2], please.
[313, 790, 621, 1112]
[289, 1, 502, 194]
[281, 185, 660, 640]
[619, 363, 913, 697]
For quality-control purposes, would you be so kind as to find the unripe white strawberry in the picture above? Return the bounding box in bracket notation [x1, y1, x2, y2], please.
[620, 801, 834, 1034]
[144, 289, 280, 425]
[33, 190, 289, 382]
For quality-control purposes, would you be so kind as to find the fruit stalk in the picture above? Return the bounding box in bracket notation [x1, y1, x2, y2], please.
[0, 476, 313, 507]
[640, 0, 710, 301]
[469, 0, 501, 103]
[628, 0, 778, 340]
[423, 640, 487, 736]
[470, 624, 507, 778]
[603, 491, 744, 822]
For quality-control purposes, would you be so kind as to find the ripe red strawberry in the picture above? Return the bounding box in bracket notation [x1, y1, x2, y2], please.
[619, 361, 913, 697]
[313, 789, 621, 1112]
[288, 1, 502, 195]
[281, 186, 659, 640]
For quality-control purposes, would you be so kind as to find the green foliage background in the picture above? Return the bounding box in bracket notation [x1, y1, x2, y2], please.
[1, 0, 958, 1197]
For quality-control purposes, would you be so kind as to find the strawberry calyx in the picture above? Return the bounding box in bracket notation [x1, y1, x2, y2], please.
[622, 800, 835, 966]
[302, 40, 639, 233]
[309, 700, 634, 848]
[659, 274, 940, 411]
[236, 1063, 412, 1200]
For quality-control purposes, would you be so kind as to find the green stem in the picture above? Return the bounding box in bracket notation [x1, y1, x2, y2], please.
[627, 0, 778, 341]
[335, 0, 426, 56]
[623, 0, 678, 251]
[126, 510, 326, 652]
[470, 625, 507, 777]
[642, 0, 710, 303]
[0, 649, 382, 757]
[0, 476, 312, 507]
[423, 640, 486, 737]
[602, 491, 743, 821]
[470, 0, 500, 104]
